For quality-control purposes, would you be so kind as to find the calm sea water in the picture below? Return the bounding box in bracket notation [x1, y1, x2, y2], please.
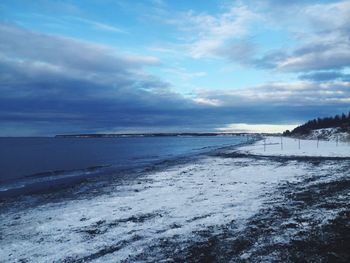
[0, 136, 246, 197]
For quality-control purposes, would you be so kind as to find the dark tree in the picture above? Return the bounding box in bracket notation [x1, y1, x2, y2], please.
[284, 112, 350, 136]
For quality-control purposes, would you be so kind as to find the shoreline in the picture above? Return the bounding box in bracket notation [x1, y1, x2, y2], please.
[0, 136, 253, 200]
[0, 136, 349, 262]
[0, 137, 257, 202]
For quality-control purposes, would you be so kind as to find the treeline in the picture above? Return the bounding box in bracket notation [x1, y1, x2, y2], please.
[284, 112, 350, 136]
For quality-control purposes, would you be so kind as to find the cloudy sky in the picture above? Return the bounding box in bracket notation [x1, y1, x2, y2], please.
[0, 0, 349, 136]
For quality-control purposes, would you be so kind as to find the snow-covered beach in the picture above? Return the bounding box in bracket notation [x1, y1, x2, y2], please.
[1, 137, 349, 262]
[239, 136, 350, 158]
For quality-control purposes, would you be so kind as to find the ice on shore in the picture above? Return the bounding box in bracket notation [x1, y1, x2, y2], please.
[239, 136, 350, 158]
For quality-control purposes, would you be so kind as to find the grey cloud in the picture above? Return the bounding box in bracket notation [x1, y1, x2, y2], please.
[0, 24, 158, 74]
[278, 42, 350, 72]
[217, 41, 257, 64]
[194, 81, 350, 113]
[299, 71, 350, 82]
[0, 24, 349, 136]
[250, 39, 350, 73]
[210, 1, 350, 74]
[0, 24, 196, 135]
[252, 50, 287, 69]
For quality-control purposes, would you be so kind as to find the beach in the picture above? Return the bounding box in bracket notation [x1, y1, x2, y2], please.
[0, 137, 349, 262]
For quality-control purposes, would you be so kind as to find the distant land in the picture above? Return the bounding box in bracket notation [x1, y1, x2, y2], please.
[56, 132, 251, 138]
[55, 132, 270, 138]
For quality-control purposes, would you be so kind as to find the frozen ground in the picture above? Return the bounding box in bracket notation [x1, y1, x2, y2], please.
[238, 136, 350, 157]
[0, 138, 349, 262]
[307, 128, 349, 142]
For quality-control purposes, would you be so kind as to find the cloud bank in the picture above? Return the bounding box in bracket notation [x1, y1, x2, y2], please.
[0, 0, 349, 136]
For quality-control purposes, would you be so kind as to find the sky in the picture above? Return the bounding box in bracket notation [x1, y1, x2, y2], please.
[0, 0, 349, 136]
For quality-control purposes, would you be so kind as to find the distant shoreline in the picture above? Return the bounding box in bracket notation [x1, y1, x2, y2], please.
[55, 132, 267, 138]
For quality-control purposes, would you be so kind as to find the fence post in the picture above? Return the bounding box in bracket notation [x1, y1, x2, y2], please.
[336, 135, 338, 147]
[281, 136, 283, 150]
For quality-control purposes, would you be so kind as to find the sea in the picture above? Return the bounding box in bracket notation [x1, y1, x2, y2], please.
[0, 135, 247, 198]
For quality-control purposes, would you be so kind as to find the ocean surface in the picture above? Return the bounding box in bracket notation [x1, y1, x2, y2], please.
[0, 135, 246, 197]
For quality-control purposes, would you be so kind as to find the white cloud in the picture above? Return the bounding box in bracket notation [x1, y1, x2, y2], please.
[303, 0, 350, 32]
[68, 17, 127, 33]
[193, 80, 350, 107]
[163, 3, 259, 59]
[276, 45, 350, 72]
[255, 0, 350, 73]
[193, 97, 222, 107]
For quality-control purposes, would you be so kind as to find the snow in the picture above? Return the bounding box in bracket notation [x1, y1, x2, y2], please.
[0, 136, 349, 262]
[233, 159, 350, 262]
[238, 136, 350, 157]
[0, 156, 307, 262]
[307, 128, 349, 142]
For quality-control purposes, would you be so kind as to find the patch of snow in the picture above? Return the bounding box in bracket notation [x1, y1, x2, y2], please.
[306, 128, 349, 142]
[238, 136, 350, 157]
[0, 156, 307, 262]
[235, 160, 349, 262]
